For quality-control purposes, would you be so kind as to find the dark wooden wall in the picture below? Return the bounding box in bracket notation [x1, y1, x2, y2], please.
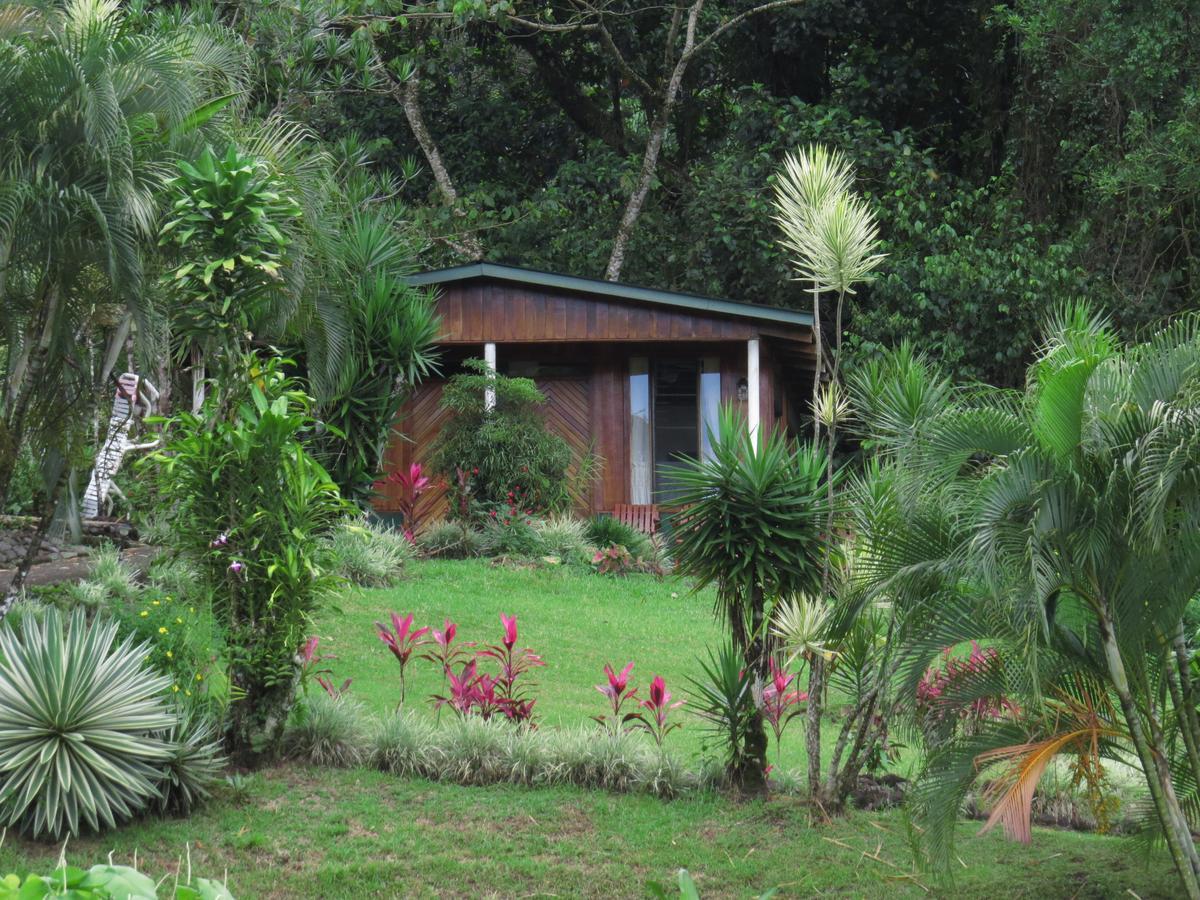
[433, 282, 814, 350]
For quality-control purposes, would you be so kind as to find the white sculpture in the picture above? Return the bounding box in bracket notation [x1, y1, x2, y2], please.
[82, 373, 160, 519]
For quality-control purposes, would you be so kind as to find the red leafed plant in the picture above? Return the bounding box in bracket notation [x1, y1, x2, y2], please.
[380, 463, 431, 542]
[630, 674, 684, 746]
[298, 636, 352, 699]
[592, 662, 640, 734]
[375, 612, 430, 708]
[477, 613, 545, 723]
[916, 641, 1017, 744]
[592, 544, 635, 576]
[757, 659, 807, 766]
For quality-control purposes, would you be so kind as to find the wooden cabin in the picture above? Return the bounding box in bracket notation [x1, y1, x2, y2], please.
[374, 263, 818, 520]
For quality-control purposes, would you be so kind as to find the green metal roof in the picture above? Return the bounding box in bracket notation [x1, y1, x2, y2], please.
[406, 262, 813, 329]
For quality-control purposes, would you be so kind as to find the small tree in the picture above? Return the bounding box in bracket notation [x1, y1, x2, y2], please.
[150, 355, 350, 765]
[430, 359, 572, 516]
[667, 407, 830, 791]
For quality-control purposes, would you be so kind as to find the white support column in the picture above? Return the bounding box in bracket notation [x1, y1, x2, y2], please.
[484, 342, 497, 411]
[747, 339, 761, 445]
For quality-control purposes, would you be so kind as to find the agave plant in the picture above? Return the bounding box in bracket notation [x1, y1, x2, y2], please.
[0, 608, 175, 838]
[155, 704, 226, 817]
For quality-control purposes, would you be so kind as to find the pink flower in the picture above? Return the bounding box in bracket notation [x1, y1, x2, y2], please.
[228, 560, 243, 574]
[500, 613, 518, 649]
[210, 532, 228, 548]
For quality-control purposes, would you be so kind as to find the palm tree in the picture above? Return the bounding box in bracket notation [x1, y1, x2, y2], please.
[0, 0, 240, 610]
[848, 307, 1200, 895]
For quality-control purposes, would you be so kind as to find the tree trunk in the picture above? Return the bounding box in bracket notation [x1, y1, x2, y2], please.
[1099, 604, 1200, 896]
[0, 467, 66, 622]
[741, 581, 769, 792]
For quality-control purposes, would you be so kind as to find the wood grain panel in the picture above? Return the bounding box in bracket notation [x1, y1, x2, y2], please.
[537, 376, 595, 515]
[378, 382, 452, 521]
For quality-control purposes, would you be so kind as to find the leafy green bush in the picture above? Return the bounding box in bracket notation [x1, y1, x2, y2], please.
[429, 359, 573, 516]
[0, 608, 174, 839]
[148, 356, 351, 765]
[326, 519, 414, 587]
[0, 863, 234, 899]
[416, 520, 484, 559]
[479, 514, 544, 558]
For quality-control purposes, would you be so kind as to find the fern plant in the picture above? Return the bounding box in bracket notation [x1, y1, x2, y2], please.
[0, 608, 174, 839]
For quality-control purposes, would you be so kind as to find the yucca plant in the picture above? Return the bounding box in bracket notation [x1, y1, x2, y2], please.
[0, 608, 174, 839]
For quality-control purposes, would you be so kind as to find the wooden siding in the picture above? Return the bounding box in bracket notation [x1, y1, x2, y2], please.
[434, 282, 814, 351]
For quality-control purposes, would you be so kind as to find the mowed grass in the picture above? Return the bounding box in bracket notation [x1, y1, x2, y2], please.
[313, 559, 854, 774]
[0, 766, 1179, 898]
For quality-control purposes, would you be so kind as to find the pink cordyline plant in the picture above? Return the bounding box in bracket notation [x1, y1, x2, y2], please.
[298, 636, 352, 699]
[916, 641, 1017, 738]
[381, 463, 431, 542]
[479, 613, 544, 723]
[631, 674, 684, 747]
[420, 618, 475, 722]
[375, 612, 430, 708]
[592, 662, 640, 734]
[758, 659, 807, 766]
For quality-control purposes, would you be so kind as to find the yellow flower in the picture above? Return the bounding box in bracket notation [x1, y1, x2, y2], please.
[172, 685, 180, 693]
[175, 617, 183, 624]
[165, 651, 173, 659]
[195, 674, 204, 681]
[185, 690, 192, 697]
[139, 611, 149, 618]
[152, 600, 160, 606]
[189, 607, 196, 614]
[158, 626, 168, 634]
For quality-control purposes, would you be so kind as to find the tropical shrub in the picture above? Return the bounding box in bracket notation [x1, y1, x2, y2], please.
[479, 510, 543, 558]
[149, 356, 350, 765]
[376, 463, 433, 539]
[326, 519, 413, 587]
[430, 360, 573, 515]
[686, 643, 757, 779]
[433, 614, 544, 723]
[593, 662, 641, 735]
[375, 612, 429, 707]
[0, 608, 174, 839]
[667, 407, 830, 790]
[0, 864, 235, 900]
[592, 544, 636, 576]
[585, 514, 651, 559]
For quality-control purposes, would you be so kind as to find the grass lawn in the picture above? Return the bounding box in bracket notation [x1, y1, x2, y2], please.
[313, 559, 874, 776]
[0, 766, 1178, 898]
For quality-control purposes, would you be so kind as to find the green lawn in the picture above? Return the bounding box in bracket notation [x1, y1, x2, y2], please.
[314, 559, 877, 776]
[0, 766, 1178, 898]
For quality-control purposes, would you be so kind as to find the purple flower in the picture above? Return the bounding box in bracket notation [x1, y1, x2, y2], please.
[211, 532, 229, 548]
[228, 560, 244, 574]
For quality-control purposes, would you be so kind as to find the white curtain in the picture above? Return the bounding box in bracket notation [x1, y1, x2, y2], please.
[629, 357, 652, 503]
[699, 356, 720, 462]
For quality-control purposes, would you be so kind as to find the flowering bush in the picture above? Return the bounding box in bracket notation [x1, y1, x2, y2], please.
[916, 641, 1016, 745]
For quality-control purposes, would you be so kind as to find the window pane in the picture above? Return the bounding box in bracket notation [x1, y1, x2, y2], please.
[629, 357, 651, 504]
[700, 357, 720, 462]
[653, 360, 699, 503]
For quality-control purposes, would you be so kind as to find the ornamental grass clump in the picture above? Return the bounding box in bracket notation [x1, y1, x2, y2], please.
[283, 692, 369, 768]
[0, 608, 174, 839]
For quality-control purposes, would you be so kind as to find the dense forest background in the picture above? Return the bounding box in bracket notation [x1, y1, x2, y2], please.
[212, 0, 1200, 386]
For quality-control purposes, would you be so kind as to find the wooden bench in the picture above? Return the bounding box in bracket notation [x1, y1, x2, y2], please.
[613, 503, 661, 535]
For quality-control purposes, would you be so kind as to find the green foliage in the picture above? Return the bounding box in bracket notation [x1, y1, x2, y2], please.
[0, 864, 234, 899]
[532, 515, 597, 566]
[326, 519, 414, 587]
[0, 608, 174, 839]
[160, 144, 302, 363]
[312, 213, 441, 505]
[430, 360, 573, 516]
[416, 520, 485, 559]
[667, 408, 830, 648]
[585, 515, 652, 560]
[685, 643, 759, 783]
[148, 355, 351, 764]
[479, 514, 544, 559]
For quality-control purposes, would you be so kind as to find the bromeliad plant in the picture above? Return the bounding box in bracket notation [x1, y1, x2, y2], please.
[0, 608, 175, 839]
[376, 612, 430, 708]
